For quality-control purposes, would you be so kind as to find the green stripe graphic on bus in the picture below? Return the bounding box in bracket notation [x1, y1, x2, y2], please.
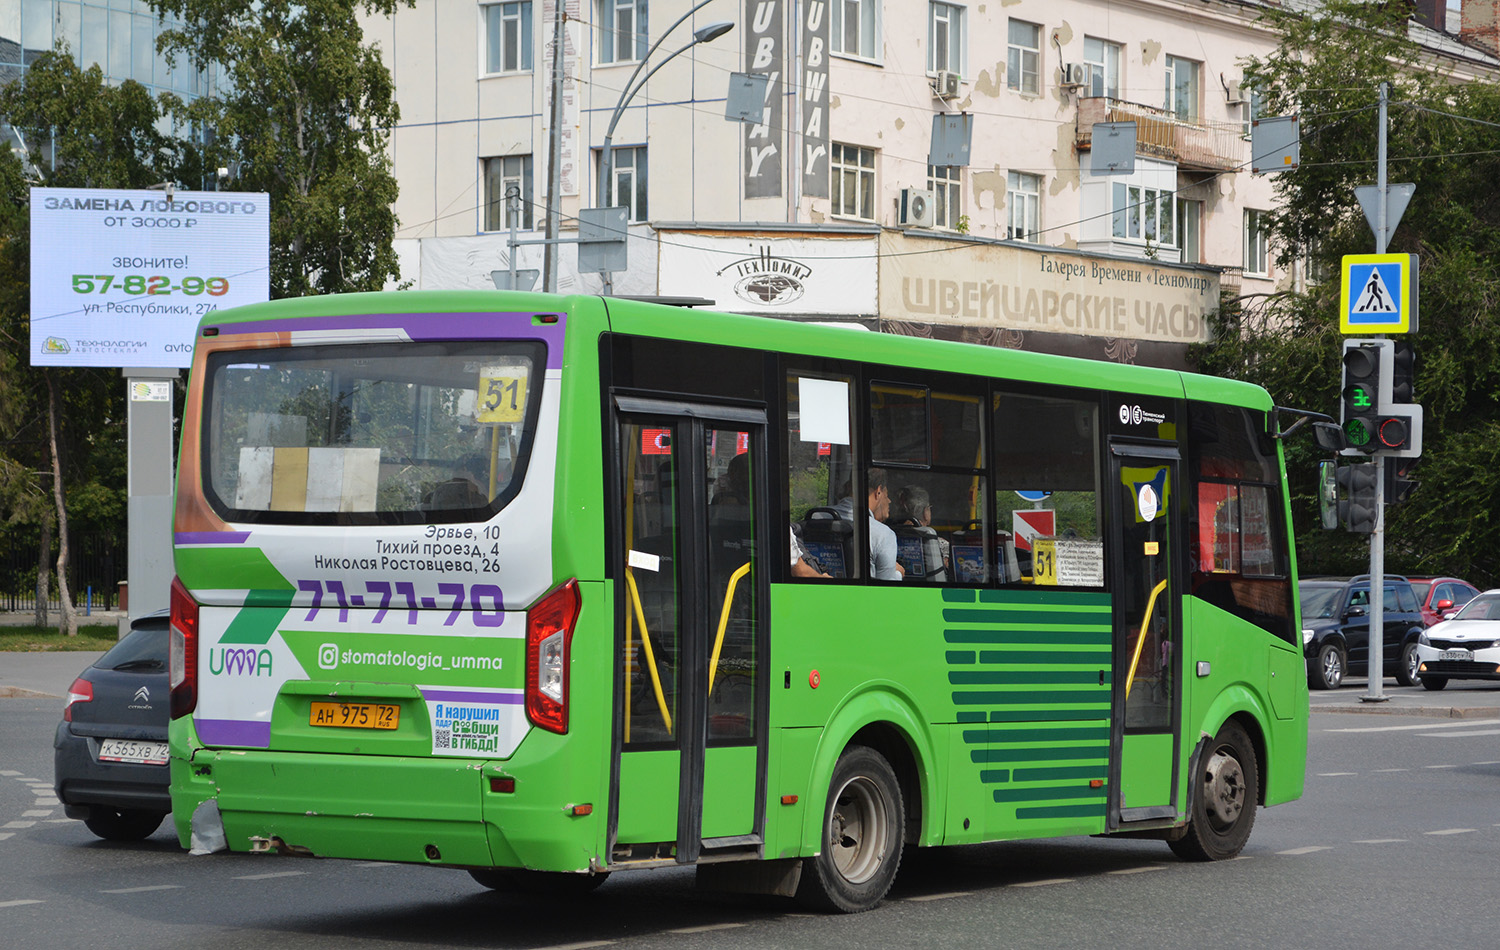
[944, 588, 1111, 821]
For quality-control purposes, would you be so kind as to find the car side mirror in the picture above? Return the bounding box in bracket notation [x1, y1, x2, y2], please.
[1435, 599, 1453, 611]
[1346, 605, 1366, 618]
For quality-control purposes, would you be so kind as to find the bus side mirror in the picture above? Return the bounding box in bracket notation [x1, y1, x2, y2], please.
[1313, 422, 1345, 453]
[1318, 460, 1339, 530]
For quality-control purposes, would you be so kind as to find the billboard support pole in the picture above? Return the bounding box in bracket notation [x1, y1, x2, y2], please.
[122, 367, 179, 632]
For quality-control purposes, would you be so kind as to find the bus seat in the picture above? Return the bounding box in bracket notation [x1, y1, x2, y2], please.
[798, 507, 853, 578]
[892, 525, 948, 582]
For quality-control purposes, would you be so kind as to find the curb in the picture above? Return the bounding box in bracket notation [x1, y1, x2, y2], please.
[0, 686, 61, 699]
[1310, 703, 1499, 719]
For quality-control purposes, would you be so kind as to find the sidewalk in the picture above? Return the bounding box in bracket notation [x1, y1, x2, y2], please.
[1309, 677, 1500, 719]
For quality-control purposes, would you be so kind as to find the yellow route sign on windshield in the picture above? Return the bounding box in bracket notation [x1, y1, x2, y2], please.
[477, 364, 528, 424]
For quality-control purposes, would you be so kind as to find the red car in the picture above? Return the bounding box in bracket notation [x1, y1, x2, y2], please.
[1407, 576, 1481, 627]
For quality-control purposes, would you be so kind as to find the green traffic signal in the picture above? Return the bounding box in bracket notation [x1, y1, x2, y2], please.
[1343, 418, 1372, 446]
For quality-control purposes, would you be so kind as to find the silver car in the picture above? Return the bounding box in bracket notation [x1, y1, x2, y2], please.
[1415, 590, 1500, 691]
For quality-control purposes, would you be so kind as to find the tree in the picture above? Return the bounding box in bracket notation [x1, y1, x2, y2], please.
[154, 0, 410, 298]
[1195, 1, 1500, 585]
[0, 51, 175, 634]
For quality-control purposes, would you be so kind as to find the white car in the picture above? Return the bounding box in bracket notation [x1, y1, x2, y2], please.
[1415, 589, 1500, 691]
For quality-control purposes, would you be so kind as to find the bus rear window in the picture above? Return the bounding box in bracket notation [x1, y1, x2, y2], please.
[202, 341, 546, 525]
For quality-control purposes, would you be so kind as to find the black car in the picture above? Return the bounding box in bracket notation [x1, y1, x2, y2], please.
[1300, 576, 1426, 689]
[53, 609, 172, 840]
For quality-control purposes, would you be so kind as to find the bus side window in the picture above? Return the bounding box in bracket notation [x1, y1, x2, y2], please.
[786, 372, 858, 579]
[992, 391, 1102, 587]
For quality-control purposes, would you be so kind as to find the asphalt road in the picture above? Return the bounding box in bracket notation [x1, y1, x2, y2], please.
[5, 684, 1500, 950]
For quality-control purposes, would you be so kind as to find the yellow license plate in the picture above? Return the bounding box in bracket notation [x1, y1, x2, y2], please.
[309, 701, 400, 730]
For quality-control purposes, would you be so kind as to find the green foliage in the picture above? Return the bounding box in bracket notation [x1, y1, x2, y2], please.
[1197, 2, 1500, 586]
[154, 0, 410, 298]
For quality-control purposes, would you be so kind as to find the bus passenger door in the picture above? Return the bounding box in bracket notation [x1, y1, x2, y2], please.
[1108, 444, 1182, 827]
[611, 402, 768, 865]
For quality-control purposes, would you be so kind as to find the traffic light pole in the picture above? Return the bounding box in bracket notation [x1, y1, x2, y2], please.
[1365, 81, 1390, 704]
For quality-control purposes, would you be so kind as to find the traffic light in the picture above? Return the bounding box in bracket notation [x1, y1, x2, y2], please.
[1390, 337, 1416, 404]
[1334, 462, 1379, 534]
[1386, 456, 1420, 505]
[1340, 340, 1387, 453]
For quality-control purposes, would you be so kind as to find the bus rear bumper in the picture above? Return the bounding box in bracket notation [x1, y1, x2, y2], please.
[170, 739, 600, 872]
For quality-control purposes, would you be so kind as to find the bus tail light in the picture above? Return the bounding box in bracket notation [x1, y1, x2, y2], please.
[526, 579, 580, 734]
[169, 575, 200, 720]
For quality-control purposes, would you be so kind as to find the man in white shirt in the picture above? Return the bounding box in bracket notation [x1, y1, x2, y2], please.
[834, 467, 904, 581]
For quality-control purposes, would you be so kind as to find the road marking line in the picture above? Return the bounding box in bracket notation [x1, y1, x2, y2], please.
[0, 833, 13, 841]
[233, 871, 309, 880]
[1324, 720, 1500, 733]
[1317, 772, 1358, 776]
[1012, 878, 1075, 887]
[102, 885, 184, 894]
[1423, 764, 1458, 769]
[357, 862, 399, 868]
[1107, 866, 1166, 875]
[1373, 768, 1409, 772]
[907, 891, 974, 901]
[1355, 839, 1408, 844]
[1425, 828, 1475, 836]
[1417, 729, 1500, 738]
[0, 771, 22, 777]
[10, 778, 42, 784]
[1277, 846, 1331, 855]
[2, 822, 35, 829]
[33, 797, 58, 805]
[1474, 761, 1500, 766]
[669, 924, 746, 934]
[21, 811, 51, 818]
[0, 900, 44, 908]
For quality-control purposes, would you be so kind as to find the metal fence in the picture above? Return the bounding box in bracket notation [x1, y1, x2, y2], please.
[0, 527, 124, 615]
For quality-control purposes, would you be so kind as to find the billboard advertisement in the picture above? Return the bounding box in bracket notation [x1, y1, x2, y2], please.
[30, 187, 271, 368]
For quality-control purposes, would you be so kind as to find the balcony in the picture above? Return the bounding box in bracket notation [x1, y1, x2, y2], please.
[1076, 97, 1245, 173]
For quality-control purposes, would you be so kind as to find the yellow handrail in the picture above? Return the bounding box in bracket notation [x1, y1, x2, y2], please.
[707, 562, 752, 696]
[624, 568, 673, 735]
[1125, 578, 1170, 699]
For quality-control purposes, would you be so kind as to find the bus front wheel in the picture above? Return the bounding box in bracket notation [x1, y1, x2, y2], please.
[1169, 721, 1258, 862]
[796, 745, 904, 913]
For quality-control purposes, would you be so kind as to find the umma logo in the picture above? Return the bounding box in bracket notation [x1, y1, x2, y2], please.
[208, 647, 273, 676]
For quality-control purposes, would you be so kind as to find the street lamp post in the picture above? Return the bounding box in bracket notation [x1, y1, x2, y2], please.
[598, 5, 733, 293]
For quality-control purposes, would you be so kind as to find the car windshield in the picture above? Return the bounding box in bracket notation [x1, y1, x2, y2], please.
[1300, 586, 1343, 620]
[93, 622, 168, 672]
[1408, 581, 1431, 602]
[1453, 593, 1500, 621]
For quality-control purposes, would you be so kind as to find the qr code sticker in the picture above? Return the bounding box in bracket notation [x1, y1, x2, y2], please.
[434, 728, 451, 749]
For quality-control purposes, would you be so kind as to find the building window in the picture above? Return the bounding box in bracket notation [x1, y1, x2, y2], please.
[831, 143, 876, 220]
[929, 3, 964, 75]
[1244, 209, 1269, 276]
[599, 146, 648, 222]
[485, 2, 533, 73]
[1007, 20, 1040, 95]
[1176, 199, 1202, 263]
[1111, 182, 1176, 248]
[929, 165, 963, 229]
[1241, 85, 1264, 139]
[484, 155, 534, 231]
[1007, 171, 1040, 242]
[1165, 55, 1200, 122]
[1083, 36, 1120, 99]
[598, 0, 647, 64]
[832, 0, 879, 59]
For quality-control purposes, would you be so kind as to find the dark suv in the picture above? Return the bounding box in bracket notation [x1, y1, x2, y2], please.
[1299, 576, 1427, 689]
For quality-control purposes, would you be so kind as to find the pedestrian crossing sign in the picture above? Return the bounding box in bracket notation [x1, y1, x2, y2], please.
[1341, 253, 1417, 334]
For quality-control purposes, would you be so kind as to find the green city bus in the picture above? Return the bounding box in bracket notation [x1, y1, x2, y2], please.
[168, 290, 1308, 912]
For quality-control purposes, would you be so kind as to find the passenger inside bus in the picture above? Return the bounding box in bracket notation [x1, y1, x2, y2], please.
[888, 484, 951, 582]
[833, 468, 904, 581]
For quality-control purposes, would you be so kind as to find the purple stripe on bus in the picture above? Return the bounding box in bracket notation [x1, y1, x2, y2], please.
[420, 688, 525, 706]
[196, 718, 272, 748]
[175, 531, 251, 545]
[215, 312, 568, 369]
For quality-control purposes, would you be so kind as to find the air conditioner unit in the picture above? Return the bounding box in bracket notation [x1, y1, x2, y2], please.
[932, 70, 961, 100]
[898, 187, 936, 228]
[1225, 80, 1247, 105]
[1063, 63, 1089, 88]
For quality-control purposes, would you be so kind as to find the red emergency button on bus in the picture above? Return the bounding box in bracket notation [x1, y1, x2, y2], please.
[809, 670, 820, 688]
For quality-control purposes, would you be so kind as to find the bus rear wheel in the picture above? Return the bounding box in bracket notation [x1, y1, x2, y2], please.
[796, 745, 904, 913]
[1169, 721, 1258, 862]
